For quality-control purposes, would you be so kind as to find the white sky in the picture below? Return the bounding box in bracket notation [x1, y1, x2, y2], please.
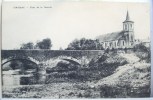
[2, 1, 151, 50]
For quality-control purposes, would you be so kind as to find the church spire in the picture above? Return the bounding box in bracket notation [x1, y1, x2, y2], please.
[126, 10, 130, 21]
[123, 10, 134, 31]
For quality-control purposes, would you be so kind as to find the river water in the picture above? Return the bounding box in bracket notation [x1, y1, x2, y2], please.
[2, 69, 47, 86]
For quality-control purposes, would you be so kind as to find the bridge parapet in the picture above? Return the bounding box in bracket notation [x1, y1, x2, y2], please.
[1, 50, 104, 67]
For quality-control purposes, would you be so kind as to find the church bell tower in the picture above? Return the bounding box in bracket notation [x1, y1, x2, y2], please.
[123, 11, 135, 46]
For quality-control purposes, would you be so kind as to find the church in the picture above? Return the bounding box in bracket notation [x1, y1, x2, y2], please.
[97, 11, 135, 49]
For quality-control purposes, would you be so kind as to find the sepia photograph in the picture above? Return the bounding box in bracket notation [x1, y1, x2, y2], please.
[1, 1, 151, 98]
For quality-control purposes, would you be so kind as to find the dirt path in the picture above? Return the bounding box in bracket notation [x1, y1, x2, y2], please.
[88, 53, 141, 87]
[119, 53, 140, 63]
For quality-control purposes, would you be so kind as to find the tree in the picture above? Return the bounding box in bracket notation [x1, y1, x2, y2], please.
[20, 42, 34, 49]
[66, 38, 103, 50]
[59, 47, 63, 50]
[35, 38, 52, 49]
[67, 39, 81, 50]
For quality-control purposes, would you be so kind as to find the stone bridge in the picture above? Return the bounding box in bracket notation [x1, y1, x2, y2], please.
[1, 50, 104, 86]
[1, 50, 104, 69]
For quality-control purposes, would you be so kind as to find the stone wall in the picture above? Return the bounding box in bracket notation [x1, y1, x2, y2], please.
[1, 50, 104, 62]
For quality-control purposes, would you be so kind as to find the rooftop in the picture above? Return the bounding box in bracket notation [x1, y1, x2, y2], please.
[96, 31, 126, 42]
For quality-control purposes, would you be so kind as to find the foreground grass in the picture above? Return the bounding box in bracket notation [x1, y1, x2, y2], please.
[3, 82, 101, 98]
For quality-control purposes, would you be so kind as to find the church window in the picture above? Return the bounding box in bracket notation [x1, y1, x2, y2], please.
[130, 24, 133, 29]
[104, 42, 107, 48]
[117, 41, 119, 46]
[123, 41, 125, 46]
[125, 24, 127, 30]
[131, 35, 133, 41]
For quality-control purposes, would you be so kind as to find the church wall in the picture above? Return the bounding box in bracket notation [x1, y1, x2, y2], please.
[117, 39, 126, 49]
[102, 40, 120, 49]
[101, 38, 135, 50]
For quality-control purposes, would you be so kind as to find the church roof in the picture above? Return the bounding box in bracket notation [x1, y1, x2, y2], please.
[123, 11, 134, 23]
[126, 11, 130, 21]
[96, 31, 126, 42]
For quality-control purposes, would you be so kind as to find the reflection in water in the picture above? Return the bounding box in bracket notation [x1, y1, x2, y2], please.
[2, 59, 46, 86]
[3, 70, 47, 86]
[2, 65, 47, 86]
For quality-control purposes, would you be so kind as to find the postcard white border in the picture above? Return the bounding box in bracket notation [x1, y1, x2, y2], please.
[0, 0, 152, 100]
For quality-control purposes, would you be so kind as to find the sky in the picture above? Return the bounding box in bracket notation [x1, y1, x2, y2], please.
[2, 1, 151, 50]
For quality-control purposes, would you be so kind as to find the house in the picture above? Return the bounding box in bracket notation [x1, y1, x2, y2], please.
[97, 11, 135, 49]
[141, 38, 151, 48]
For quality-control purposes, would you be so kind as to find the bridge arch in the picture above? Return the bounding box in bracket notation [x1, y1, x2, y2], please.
[2, 58, 39, 71]
[61, 58, 81, 65]
[57, 56, 81, 65]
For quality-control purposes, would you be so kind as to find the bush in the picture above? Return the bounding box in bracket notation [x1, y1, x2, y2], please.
[105, 48, 110, 53]
[46, 61, 79, 73]
[77, 93, 83, 98]
[100, 84, 130, 98]
[84, 90, 92, 98]
[133, 43, 149, 52]
[99, 83, 150, 98]
[134, 50, 151, 63]
[97, 54, 108, 63]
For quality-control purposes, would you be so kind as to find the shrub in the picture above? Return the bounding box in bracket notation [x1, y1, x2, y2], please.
[133, 43, 149, 52]
[99, 82, 150, 98]
[100, 85, 130, 98]
[83, 90, 92, 98]
[97, 54, 108, 63]
[68, 92, 75, 96]
[46, 61, 79, 73]
[77, 93, 83, 98]
[105, 48, 110, 53]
